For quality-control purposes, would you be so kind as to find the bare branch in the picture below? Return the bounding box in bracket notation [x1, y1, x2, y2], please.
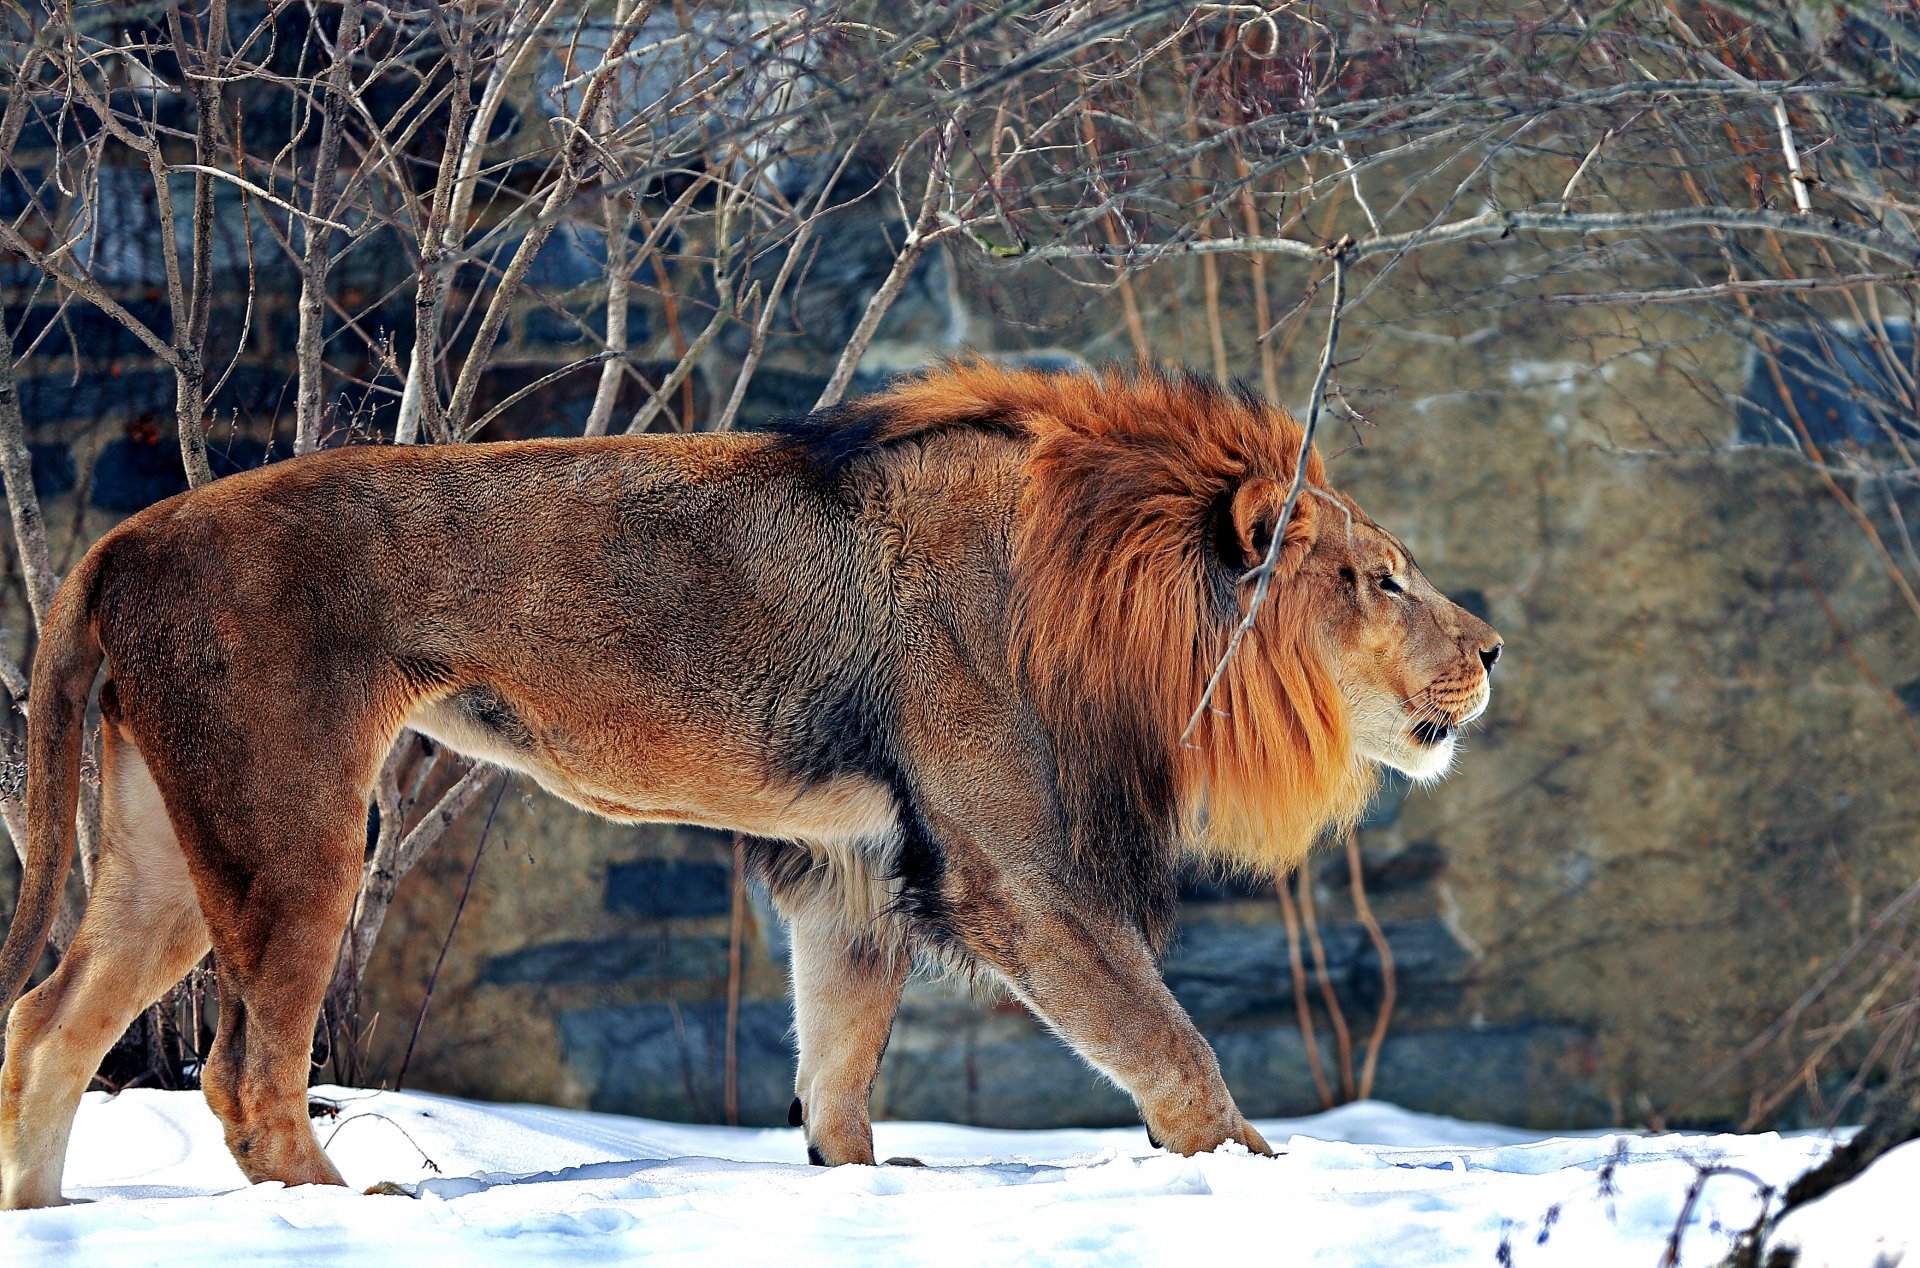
[815, 111, 964, 410]
[1541, 273, 1920, 306]
[294, 0, 366, 455]
[1008, 207, 1920, 269]
[0, 354, 58, 629]
[347, 758, 501, 991]
[1182, 241, 1350, 747]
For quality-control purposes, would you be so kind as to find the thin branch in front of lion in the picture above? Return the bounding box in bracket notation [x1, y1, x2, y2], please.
[395, 770, 510, 1092]
[1181, 242, 1351, 748]
[1305, 486, 1354, 543]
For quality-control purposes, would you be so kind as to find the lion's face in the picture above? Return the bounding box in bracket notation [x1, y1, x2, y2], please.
[1225, 481, 1503, 787]
[1298, 503, 1503, 784]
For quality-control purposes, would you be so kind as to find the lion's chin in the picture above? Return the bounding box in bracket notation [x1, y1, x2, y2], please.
[1363, 731, 1457, 786]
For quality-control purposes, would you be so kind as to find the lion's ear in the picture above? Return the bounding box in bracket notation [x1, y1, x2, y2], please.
[1230, 478, 1318, 577]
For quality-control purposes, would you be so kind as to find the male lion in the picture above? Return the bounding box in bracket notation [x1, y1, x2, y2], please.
[0, 362, 1499, 1207]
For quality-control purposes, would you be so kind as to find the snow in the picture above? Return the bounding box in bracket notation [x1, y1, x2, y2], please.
[1, 1085, 1905, 1266]
[1769, 1139, 1920, 1268]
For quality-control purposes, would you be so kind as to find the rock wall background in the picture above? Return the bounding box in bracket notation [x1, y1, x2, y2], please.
[4, 146, 1917, 1134]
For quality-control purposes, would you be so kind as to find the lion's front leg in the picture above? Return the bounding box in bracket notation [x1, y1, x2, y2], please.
[787, 905, 908, 1167]
[961, 899, 1271, 1158]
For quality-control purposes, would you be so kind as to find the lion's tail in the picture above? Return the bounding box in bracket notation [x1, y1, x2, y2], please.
[0, 548, 105, 1012]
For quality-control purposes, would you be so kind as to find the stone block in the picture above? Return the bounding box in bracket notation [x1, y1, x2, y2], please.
[28, 443, 74, 499]
[729, 367, 831, 429]
[604, 856, 733, 918]
[1735, 323, 1919, 449]
[522, 304, 651, 350]
[479, 933, 730, 987]
[17, 366, 169, 426]
[525, 223, 609, 291]
[1358, 769, 1413, 831]
[1349, 919, 1470, 1012]
[91, 433, 288, 512]
[557, 999, 795, 1124]
[883, 1026, 1137, 1129]
[12, 301, 174, 363]
[1163, 918, 1361, 1025]
[1366, 1025, 1609, 1127]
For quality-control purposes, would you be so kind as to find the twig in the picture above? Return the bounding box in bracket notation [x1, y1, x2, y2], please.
[463, 352, 617, 441]
[712, 143, 874, 432]
[1771, 99, 1813, 215]
[814, 110, 966, 410]
[1297, 864, 1356, 1102]
[1013, 207, 1920, 268]
[1541, 272, 1919, 305]
[1346, 829, 1396, 1101]
[1662, 1163, 1775, 1268]
[347, 757, 498, 991]
[1276, 873, 1334, 1109]
[395, 771, 508, 1090]
[0, 644, 27, 707]
[1558, 123, 1619, 212]
[725, 833, 746, 1127]
[625, 178, 754, 435]
[1182, 240, 1350, 746]
[441, 5, 650, 436]
[0, 352, 58, 628]
[295, 0, 366, 455]
[582, 198, 639, 439]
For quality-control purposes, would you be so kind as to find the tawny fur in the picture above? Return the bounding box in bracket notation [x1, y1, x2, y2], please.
[0, 363, 1500, 1206]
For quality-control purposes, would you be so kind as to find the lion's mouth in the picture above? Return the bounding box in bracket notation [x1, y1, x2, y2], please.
[1409, 717, 1455, 747]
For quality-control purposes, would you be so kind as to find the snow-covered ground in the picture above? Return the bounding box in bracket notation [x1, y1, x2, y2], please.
[3, 1086, 1911, 1266]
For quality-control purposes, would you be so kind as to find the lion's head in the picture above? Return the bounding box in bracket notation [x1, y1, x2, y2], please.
[1214, 477, 1503, 789]
[816, 360, 1502, 877]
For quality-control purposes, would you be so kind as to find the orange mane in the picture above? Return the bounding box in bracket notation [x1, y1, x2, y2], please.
[810, 360, 1377, 883]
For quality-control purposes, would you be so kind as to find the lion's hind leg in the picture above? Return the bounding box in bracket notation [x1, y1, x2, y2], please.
[788, 903, 908, 1167]
[755, 835, 908, 1168]
[184, 784, 368, 1193]
[0, 719, 211, 1209]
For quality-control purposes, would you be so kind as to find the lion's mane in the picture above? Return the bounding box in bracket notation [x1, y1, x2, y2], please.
[790, 360, 1377, 888]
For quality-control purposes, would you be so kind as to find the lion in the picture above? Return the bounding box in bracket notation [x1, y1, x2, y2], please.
[0, 361, 1500, 1208]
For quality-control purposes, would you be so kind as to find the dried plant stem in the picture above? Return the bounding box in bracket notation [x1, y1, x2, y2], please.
[1233, 161, 1278, 400]
[626, 186, 748, 434]
[1345, 830, 1396, 1101]
[1296, 866, 1356, 1102]
[396, 772, 508, 1090]
[724, 834, 746, 1127]
[1276, 874, 1334, 1108]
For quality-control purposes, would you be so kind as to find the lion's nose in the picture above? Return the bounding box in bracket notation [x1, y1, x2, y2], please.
[1479, 642, 1503, 674]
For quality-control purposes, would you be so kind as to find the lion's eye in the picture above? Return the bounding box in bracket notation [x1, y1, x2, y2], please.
[1378, 575, 1404, 595]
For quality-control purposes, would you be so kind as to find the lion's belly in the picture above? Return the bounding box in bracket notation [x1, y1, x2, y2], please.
[407, 692, 902, 849]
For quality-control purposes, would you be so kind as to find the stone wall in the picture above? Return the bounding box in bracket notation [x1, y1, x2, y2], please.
[5, 145, 1919, 1134]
